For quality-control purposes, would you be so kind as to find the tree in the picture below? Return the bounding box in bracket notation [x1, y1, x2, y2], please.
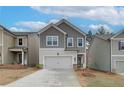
[96, 26, 106, 35]
[96, 26, 112, 35]
[86, 30, 93, 44]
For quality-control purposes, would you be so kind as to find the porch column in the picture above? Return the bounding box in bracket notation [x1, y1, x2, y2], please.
[21, 50, 24, 65]
[83, 53, 86, 69]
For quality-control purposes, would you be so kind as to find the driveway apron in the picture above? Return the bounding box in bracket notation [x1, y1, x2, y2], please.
[6, 69, 80, 87]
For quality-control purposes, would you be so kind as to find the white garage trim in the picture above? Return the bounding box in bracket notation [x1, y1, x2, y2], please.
[43, 55, 74, 69]
[40, 48, 65, 51]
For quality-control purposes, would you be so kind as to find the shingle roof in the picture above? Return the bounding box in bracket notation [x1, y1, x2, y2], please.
[0, 25, 16, 36]
[95, 34, 114, 40]
[12, 32, 37, 36]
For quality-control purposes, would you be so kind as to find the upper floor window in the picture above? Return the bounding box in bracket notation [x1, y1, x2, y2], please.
[77, 38, 84, 47]
[46, 36, 58, 46]
[119, 41, 124, 50]
[67, 37, 73, 47]
[18, 38, 23, 46]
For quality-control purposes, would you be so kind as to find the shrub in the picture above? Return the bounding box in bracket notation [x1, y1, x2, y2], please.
[35, 64, 43, 69]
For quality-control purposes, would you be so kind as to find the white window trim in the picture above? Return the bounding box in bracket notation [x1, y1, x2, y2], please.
[67, 37, 74, 47]
[77, 38, 84, 47]
[46, 36, 58, 46]
[18, 38, 23, 46]
[119, 40, 124, 50]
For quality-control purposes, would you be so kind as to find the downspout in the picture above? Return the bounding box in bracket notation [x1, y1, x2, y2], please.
[110, 39, 112, 72]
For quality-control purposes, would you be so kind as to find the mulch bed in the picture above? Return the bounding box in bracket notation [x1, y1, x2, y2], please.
[0, 64, 28, 69]
[76, 68, 96, 77]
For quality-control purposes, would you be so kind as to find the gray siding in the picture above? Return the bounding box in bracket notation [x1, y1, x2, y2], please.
[57, 22, 85, 53]
[88, 37, 111, 71]
[28, 33, 39, 66]
[114, 32, 124, 38]
[111, 39, 124, 55]
[111, 39, 124, 72]
[40, 27, 65, 48]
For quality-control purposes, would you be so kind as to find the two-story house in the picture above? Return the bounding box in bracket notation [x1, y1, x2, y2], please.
[88, 30, 124, 74]
[38, 19, 87, 69]
[0, 25, 39, 66]
[0, 19, 87, 70]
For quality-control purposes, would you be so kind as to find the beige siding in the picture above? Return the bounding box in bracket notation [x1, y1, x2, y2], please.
[3, 32, 15, 64]
[40, 27, 65, 48]
[57, 22, 86, 53]
[0, 29, 2, 45]
[0, 46, 2, 64]
[15, 36, 28, 47]
[88, 37, 111, 71]
[28, 34, 39, 66]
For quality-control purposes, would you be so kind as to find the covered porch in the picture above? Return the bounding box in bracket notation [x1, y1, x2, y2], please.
[8, 47, 28, 65]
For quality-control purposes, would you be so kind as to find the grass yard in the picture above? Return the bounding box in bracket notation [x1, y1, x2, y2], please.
[0, 64, 38, 85]
[75, 69, 124, 87]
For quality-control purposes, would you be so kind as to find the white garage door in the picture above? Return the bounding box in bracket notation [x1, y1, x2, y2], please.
[116, 61, 124, 73]
[44, 56, 72, 69]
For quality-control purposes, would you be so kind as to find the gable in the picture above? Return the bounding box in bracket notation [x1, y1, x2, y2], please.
[38, 23, 66, 35]
[114, 31, 124, 38]
[57, 22, 85, 37]
[56, 19, 86, 36]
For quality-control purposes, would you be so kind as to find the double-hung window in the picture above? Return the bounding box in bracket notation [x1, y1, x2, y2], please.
[119, 41, 124, 50]
[67, 37, 73, 47]
[46, 36, 58, 46]
[18, 38, 23, 46]
[77, 38, 84, 47]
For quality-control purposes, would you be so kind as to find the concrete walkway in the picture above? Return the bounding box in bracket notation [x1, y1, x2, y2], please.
[6, 69, 80, 87]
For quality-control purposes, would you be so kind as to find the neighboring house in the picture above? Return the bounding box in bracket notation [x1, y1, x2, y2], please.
[0, 25, 39, 66]
[0, 19, 87, 70]
[38, 19, 87, 69]
[88, 34, 113, 72]
[88, 31, 124, 74]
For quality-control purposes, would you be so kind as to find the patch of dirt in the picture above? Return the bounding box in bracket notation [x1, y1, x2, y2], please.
[81, 69, 96, 77]
[0, 64, 27, 69]
[0, 65, 38, 85]
[75, 68, 124, 87]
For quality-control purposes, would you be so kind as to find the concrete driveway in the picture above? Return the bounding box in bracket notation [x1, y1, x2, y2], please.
[6, 69, 80, 87]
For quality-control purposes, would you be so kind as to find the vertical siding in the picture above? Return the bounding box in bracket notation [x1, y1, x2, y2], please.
[40, 27, 65, 48]
[0, 29, 2, 44]
[0, 30, 2, 64]
[88, 37, 111, 71]
[57, 23, 85, 53]
[0, 46, 2, 64]
[15, 36, 28, 47]
[3, 32, 15, 64]
[28, 34, 39, 66]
